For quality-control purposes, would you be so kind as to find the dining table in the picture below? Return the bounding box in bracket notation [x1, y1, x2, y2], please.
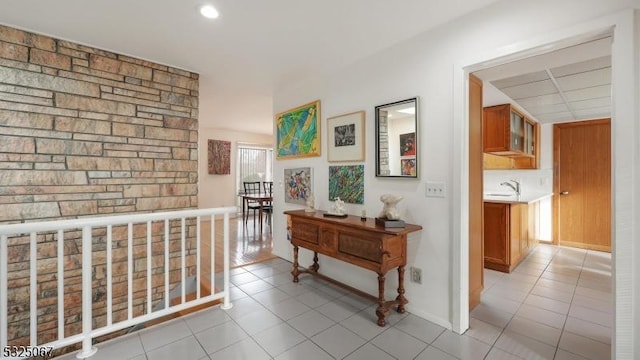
[239, 193, 273, 233]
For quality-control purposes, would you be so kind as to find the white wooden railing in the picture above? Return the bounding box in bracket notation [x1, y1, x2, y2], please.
[0, 207, 236, 359]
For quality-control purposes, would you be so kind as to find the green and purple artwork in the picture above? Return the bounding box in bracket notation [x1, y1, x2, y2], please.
[276, 100, 320, 159]
[328, 165, 364, 204]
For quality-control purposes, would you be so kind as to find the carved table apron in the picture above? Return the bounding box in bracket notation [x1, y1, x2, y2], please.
[284, 210, 422, 326]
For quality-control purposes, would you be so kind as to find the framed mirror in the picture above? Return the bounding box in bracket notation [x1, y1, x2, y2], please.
[375, 97, 418, 178]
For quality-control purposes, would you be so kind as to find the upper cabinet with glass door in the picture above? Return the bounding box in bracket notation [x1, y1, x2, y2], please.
[483, 104, 537, 157]
[482, 104, 539, 169]
[509, 110, 524, 153]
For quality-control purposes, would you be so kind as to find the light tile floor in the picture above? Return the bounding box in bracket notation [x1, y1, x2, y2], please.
[58, 244, 611, 360]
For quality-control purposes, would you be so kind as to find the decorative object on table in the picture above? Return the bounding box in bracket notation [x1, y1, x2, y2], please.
[324, 197, 347, 218]
[332, 197, 345, 215]
[327, 110, 365, 162]
[361, 209, 367, 221]
[328, 165, 364, 204]
[207, 139, 231, 174]
[375, 97, 419, 178]
[376, 194, 405, 228]
[275, 100, 321, 159]
[284, 167, 313, 205]
[305, 192, 315, 213]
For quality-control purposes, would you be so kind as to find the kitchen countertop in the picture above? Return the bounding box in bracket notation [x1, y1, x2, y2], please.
[483, 192, 553, 204]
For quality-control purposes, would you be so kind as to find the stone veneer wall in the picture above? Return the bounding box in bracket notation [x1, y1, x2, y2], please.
[0, 25, 199, 346]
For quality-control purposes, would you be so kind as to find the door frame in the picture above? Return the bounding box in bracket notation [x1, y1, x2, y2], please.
[451, 10, 636, 359]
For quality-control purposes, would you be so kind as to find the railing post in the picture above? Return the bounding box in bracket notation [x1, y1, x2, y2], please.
[76, 226, 96, 359]
[220, 213, 233, 310]
[30, 233, 37, 346]
[0, 235, 7, 350]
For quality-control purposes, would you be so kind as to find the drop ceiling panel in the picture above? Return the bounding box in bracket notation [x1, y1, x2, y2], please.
[473, 36, 611, 82]
[525, 103, 570, 116]
[574, 106, 611, 119]
[550, 56, 611, 77]
[535, 112, 574, 123]
[500, 80, 558, 100]
[569, 97, 611, 110]
[564, 85, 611, 102]
[555, 67, 611, 92]
[477, 40, 611, 125]
[491, 71, 549, 89]
[516, 93, 565, 108]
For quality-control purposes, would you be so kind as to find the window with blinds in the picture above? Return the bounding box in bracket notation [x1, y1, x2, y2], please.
[236, 145, 273, 196]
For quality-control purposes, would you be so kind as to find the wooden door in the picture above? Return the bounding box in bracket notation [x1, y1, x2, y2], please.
[468, 74, 483, 309]
[553, 119, 611, 251]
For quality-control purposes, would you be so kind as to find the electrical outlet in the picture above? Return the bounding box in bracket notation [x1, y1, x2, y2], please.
[425, 181, 446, 198]
[410, 266, 422, 284]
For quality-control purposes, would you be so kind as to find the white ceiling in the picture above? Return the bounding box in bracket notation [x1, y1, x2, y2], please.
[476, 36, 612, 124]
[0, 0, 501, 133]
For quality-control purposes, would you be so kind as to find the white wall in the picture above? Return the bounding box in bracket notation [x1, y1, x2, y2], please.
[272, 0, 637, 355]
[198, 128, 273, 209]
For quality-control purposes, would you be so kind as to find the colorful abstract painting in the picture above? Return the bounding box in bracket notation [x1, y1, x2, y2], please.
[399, 132, 416, 156]
[328, 165, 364, 204]
[208, 139, 231, 175]
[276, 100, 321, 159]
[401, 158, 416, 176]
[284, 167, 312, 205]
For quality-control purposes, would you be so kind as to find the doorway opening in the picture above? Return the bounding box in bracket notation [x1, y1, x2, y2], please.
[464, 32, 614, 358]
[451, 17, 630, 356]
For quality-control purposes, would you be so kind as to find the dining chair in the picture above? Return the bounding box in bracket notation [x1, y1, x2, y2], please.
[262, 181, 274, 228]
[243, 181, 262, 226]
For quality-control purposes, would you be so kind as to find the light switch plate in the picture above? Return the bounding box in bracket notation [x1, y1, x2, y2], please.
[425, 181, 446, 198]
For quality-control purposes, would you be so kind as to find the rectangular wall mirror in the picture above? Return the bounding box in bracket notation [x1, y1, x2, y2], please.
[375, 97, 418, 178]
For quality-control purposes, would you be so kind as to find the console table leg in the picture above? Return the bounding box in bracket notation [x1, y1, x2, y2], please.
[396, 266, 408, 313]
[310, 252, 319, 272]
[292, 246, 300, 283]
[376, 273, 387, 326]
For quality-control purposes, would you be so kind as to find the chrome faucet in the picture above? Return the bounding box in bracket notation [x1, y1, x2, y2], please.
[500, 179, 521, 196]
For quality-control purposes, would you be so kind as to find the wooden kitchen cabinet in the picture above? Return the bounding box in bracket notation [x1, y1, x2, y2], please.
[483, 104, 539, 169]
[484, 201, 537, 272]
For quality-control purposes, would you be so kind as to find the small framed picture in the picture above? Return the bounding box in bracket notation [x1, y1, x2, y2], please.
[401, 158, 416, 176]
[399, 132, 416, 156]
[327, 111, 365, 162]
[284, 167, 313, 205]
[207, 139, 231, 174]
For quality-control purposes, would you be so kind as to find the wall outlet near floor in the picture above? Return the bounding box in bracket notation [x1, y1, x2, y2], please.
[425, 181, 446, 198]
[410, 266, 422, 284]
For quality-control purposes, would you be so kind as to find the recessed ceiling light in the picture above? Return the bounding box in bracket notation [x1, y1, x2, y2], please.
[200, 4, 219, 19]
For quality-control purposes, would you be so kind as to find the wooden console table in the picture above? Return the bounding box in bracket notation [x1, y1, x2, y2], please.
[284, 209, 422, 326]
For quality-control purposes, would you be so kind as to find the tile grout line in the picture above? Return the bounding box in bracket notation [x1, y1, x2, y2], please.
[552, 248, 590, 360]
[479, 245, 561, 359]
[127, 247, 611, 360]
